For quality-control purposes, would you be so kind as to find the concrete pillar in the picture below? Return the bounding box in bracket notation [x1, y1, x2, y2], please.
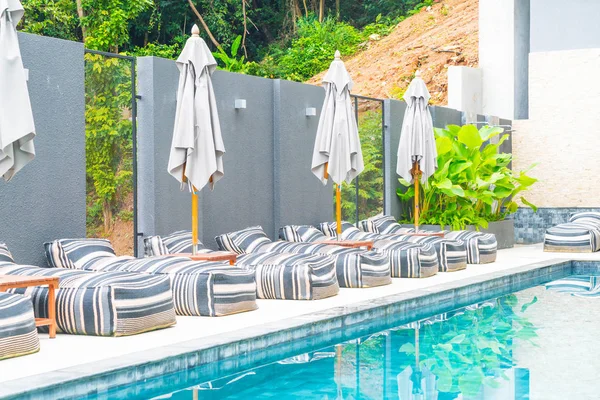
[479, 0, 530, 120]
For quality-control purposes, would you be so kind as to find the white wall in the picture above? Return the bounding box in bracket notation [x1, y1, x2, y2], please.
[512, 48, 600, 207]
[479, 0, 516, 119]
[447, 66, 482, 114]
[479, 0, 529, 120]
[531, 0, 600, 53]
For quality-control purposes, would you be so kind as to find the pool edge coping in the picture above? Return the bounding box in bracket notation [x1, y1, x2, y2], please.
[0, 257, 597, 399]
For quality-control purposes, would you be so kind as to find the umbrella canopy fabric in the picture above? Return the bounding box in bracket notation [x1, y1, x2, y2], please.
[311, 50, 364, 185]
[396, 71, 436, 184]
[168, 27, 224, 192]
[0, 0, 36, 181]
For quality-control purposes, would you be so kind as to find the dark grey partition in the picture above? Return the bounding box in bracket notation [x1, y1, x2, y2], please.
[138, 57, 277, 248]
[383, 99, 406, 219]
[0, 33, 85, 266]
[273, 79, 331, 235]
[430, 106, 463, 128]
[203, 71, 275, 244]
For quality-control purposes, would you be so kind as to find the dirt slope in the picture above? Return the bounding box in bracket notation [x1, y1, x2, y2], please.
[309, 0, 478, 104]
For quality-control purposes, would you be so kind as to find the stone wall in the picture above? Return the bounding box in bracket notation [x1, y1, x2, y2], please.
[512, 48, 600, 209]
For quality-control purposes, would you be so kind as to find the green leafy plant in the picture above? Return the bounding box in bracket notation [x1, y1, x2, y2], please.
[213, 35, 250, 73]
[397, 124, 537, 230]
[85, 54, 133, 233]
[339, 107, 384, 223]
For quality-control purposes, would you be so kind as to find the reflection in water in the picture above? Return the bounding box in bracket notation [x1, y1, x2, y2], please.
[155, 292, 539, 400]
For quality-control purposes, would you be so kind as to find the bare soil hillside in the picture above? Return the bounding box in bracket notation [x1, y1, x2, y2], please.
[309, 0, 478, 104]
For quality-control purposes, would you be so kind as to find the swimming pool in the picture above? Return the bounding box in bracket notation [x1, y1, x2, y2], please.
[93, 274, 600, 400]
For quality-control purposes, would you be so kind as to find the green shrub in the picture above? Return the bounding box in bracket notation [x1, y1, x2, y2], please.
[397, 125, 537, 230]
[257, 16, 363, 82]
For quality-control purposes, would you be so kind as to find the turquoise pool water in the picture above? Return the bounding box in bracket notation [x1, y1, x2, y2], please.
[105, 275, 600, 400]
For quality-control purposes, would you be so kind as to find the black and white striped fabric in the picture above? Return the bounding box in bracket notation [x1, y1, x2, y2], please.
[359, 215, 415, 235]
[216, 226, 391, 288]
[0, 243, 14, 263]
[544, 212, 600, 253]
[443, 231, 497, 264]
[322, 221, 466, 272]
[44, 238, 118, 269]
[316, 222, 439, 278]
[279, 225, 327, 243]
[0, 292, 40, 360]
[359, 215, 494, 266]
[144, 231, 213, 256]
[237, 253, 339, 300]
[0, 263, 176, 336]
[45, 239, 258, 317]
[144, 231, 339, 301]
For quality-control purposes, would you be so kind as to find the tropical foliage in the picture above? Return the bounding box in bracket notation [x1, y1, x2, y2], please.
[84, 54, 133, 234]
[340, 107, 384, 223]
[397, 125, 537, 230]
[17, 0, 446, 244]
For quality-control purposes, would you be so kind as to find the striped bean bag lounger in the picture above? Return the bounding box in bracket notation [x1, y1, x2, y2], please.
[281, 224, 438, 279]
[361, 215, 497, 264]
[543, 212, 600, 253]
[354, 216, 468, 272]
[0, 292, 40, 360]
[0, 262, 176, 336]
[215, 226, 392, 288]
[45, 239, 257, 316]
[145, 232, 339, 300]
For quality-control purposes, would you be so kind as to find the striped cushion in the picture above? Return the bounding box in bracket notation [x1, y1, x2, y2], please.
[0, 292, 40, 360]
[215, 226, 272, 254]
[444, 231, 497, 264]
[0, 264, 177, 336]
[318, 221, 356, 238]
[325, 222, 466, 272]
[544, 222, 600, 253]
[0, 243, 14, 263]
[144, 231, 211, 256]
[45, 238, 118, 269]
[45, 240, 258, 317]
[237, 253, 339, 300]
[245, 242, 390, 288]
[569, 212, 600, 230]
[144, 235, 169, 257]
[360, 215, 415, 234]
[318, 221, 439, 278]
[279, 225, 327, 242]
[76, 255, 257, 317]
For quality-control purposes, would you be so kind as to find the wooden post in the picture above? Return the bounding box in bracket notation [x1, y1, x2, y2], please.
[336, 184, 342, 238]
[412, 161, 422, 233]
[191, 190, 198, 255]
[48, 281, 56, 339]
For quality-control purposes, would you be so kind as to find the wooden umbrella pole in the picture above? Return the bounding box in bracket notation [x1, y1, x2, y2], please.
[191, 188, 198, 255]
[336, 184, 342, 239]
[412, 161, 422, 233]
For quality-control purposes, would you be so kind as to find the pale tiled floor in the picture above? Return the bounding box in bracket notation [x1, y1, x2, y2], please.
[1, 244, 598, 384]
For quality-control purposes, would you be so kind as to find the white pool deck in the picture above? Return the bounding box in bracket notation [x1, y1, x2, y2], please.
[1, 243, 599, 385]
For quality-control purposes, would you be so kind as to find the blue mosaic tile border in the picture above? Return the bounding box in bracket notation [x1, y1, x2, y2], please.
[510, 207, 600, 244]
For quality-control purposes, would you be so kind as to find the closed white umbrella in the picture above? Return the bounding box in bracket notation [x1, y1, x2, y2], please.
[168, 24, 224, 254]
[0, 0, 36, 181]
[396, 70, 437, 231]
[312, 50, 364, 236]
